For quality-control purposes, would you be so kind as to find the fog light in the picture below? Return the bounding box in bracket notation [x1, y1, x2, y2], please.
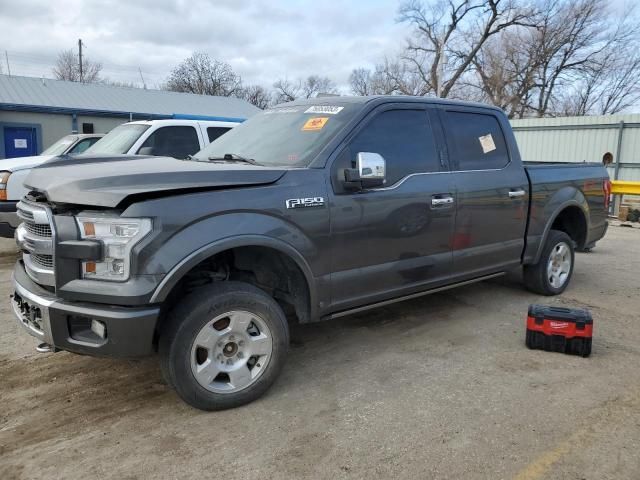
[91, 319, 106, 339]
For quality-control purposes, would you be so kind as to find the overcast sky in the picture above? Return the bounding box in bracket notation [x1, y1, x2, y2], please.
[0, 0, 407, 91]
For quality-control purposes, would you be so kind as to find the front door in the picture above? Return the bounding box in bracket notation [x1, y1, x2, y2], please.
[441, 108, 529, 278]
[4, 127, 37, 158]
[328, 105, 456, 312]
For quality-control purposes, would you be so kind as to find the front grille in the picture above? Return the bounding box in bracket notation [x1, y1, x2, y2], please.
[16, 205, 34, 221]
[24, 222, 52, 238]
[16, 200, 55, 287]
[31, 253, 54, 269]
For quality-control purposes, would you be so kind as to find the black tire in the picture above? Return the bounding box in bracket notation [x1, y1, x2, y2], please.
[159, 281, 289, 411]
[523, 230, 575, 296]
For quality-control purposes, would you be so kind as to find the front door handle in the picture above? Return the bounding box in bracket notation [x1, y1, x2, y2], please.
[508, 189, 526, 198]
[431, 196, 455, 207]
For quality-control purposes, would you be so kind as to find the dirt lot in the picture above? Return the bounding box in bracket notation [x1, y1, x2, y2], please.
[1, 227, 639, 480]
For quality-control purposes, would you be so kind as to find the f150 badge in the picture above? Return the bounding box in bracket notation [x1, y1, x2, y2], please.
[286, 197, 325, 209]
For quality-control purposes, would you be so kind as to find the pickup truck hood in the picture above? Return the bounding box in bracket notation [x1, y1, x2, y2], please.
[1, 155, 55, 172]
[24, 154, 287, 207]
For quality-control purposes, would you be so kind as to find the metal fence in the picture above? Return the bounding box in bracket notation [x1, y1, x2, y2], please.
[511, 115, 640, 183]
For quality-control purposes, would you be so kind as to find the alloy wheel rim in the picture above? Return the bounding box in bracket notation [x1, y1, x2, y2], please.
[190, 310, 273, 394]
[547, 241, 572, 289]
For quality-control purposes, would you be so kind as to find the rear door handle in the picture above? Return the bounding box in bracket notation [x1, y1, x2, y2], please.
[431, 195, 455, 207]
[508, 189, 526, 198]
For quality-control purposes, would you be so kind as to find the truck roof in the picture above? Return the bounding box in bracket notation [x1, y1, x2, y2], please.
[281, 95, 504, 113]
[125, 119, 240, 127]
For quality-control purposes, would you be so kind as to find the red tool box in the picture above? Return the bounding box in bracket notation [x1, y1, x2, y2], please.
[526, 305, 593, 357]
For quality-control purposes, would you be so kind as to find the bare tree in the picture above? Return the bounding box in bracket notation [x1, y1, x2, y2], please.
[552, 3, 640, 116]
[237, 84, 272, 109]
[302, 75, 337, 98]
[349, 59, 429, 96]
[102, 79, 141, 88]
[273, 78, 301, 103]
[165, 52, 241, 96]
[273, 75, 337, 103]
[53, 49, 102, 83]
[464, 0, 640, 117]
[528, 0, 611, 116]
[559, 51, 640, 116]
[350, 68, 376, 96]
[470, 29, 542, 117]
[397, 0, 535, 98]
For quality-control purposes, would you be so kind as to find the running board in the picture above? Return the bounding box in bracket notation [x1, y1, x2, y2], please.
[327, 272, 505, 320]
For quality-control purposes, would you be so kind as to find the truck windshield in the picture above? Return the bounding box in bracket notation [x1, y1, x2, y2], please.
[194, 104, 358, 167]
[42, 135, 76, 156]
[86, 124, 150, 155]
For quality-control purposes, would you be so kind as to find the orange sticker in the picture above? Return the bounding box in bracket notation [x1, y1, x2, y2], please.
[302, 117, 329, 131]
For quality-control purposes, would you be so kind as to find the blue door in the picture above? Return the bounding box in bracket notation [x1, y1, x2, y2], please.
[4, 127, 38, 158]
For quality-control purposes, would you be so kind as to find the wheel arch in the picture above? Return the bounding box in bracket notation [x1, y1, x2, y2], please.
[533, 201, 589, 263]
[150, 235, 318, 321]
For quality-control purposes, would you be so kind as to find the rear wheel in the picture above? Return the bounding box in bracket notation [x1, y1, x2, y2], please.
[159, 281, 289, 410]
[523, 230, 575, 296]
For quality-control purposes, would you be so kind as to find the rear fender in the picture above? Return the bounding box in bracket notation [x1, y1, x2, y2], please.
[528, 188, 589, 264]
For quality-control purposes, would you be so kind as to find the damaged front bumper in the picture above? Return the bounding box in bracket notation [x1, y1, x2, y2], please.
[11, 261, 161, 357]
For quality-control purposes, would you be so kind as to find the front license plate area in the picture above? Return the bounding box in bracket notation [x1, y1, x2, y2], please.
[13, 291, 45, 334]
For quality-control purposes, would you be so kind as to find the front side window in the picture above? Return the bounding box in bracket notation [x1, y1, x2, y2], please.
[87, 124, 150, 155]
[68, 137, 99, 154]
[137, 126, 200, 158]
[444, 111, 509, 170]
[348, 109, 439, 185]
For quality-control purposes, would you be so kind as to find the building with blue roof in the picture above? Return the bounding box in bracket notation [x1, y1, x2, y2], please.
[0, 74, 259, 159]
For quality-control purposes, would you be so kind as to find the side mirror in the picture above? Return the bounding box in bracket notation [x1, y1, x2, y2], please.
[344, 152, 386, 189]
[138, 146, 155, 156]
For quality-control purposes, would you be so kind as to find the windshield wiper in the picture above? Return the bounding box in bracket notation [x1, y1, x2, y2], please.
[207, 153, 261, 166]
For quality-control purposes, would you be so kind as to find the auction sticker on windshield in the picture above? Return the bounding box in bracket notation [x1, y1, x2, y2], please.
[304, 106, 344, 115]
[302, 117, 329, 131]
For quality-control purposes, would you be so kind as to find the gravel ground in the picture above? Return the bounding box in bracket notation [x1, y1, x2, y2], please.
[1, 226, 639, 480]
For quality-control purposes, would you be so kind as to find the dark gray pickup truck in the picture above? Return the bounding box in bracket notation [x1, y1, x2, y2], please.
[11, 96, 609, 410]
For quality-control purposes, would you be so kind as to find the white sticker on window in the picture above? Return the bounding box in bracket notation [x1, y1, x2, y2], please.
[479, 134, 496, 154]
[14, 139, 28, 149]
[304, 106, 344, 115]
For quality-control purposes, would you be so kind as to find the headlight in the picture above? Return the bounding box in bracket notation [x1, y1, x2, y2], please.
[0, 171, 11, 201]
[76, 215, 152, 281]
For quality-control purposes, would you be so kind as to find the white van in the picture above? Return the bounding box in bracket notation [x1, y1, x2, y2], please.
[0, 119, 237, 237]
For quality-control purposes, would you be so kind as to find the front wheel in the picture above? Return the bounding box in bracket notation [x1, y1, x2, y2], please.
[159, 281, 289, 410]
[523, 230, 575, 296]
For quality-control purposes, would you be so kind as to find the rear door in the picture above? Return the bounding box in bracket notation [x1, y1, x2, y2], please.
[442, 108, 529, 278]
[328, 104, 456, 312]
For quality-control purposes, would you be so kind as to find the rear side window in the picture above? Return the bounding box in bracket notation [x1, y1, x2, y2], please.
[348, 109, 440, 185]
[207, 127, 231, 143]
[445, 111, 509, 170]
[138, 126, 200, 158]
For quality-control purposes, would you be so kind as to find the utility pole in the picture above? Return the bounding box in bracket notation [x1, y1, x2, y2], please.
[4, 50, 11, 76]
[78, 38, 83, 82]
[138, 67, 147, 89]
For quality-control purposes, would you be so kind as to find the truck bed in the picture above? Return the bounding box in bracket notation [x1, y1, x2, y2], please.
[523, 161, 609, 261]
